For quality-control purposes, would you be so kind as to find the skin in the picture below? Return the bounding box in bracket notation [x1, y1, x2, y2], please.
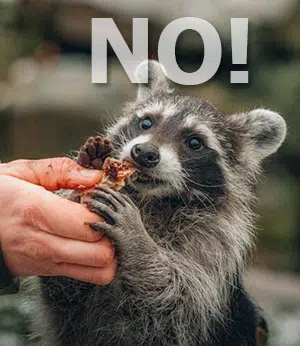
[0, 157, 117, 285]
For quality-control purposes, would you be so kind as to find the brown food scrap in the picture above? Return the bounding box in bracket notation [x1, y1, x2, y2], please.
[99, 157, 136, 190]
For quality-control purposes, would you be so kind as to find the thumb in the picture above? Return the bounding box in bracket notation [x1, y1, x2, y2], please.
[0, 158, 103, 190]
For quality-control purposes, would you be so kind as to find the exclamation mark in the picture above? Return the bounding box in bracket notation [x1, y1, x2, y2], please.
[231, 18, 249, 83]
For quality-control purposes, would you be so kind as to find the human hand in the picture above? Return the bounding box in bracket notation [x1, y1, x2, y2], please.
[0, 158, 117, 285]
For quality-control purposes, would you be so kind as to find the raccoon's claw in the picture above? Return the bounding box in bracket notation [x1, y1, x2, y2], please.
[88, 221, 112, 234]
[90, 188, 125, 212]
[77, 136, 113, 169]
[85, 187, 146, 255]
[83, 197, 117, 226]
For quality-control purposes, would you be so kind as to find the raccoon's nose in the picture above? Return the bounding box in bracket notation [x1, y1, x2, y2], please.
[131, 143, 160, 168]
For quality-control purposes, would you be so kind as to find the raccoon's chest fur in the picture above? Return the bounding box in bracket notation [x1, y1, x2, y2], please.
[40, 277, 139, 345]
[37, 189, 258, 346]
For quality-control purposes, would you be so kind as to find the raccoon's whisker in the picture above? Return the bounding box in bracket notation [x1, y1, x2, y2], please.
[180, 160, 225, 189]
[179, 157, 201, 163]
[192, 189, 217, 212]
[67, 150, 79, 160]
[181, 170, 225, 189]
[195, 196, 209, 209]
[105, 116, 118, 128]
[179, 157, 218, 164]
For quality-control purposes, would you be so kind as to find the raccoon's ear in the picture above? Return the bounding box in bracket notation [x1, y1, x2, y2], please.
[230, 109, 287, 160]
[135, 60, 174, 101]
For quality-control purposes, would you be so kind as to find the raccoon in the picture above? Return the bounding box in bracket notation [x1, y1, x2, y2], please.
[36, 61, 286, 346]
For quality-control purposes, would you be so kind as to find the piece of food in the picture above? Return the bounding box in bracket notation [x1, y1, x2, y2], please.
[97, 157, 136, 191]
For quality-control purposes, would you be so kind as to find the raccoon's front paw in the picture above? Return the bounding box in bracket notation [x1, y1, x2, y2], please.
[77, 136, 113, 169]
[84, 187, 152, 258]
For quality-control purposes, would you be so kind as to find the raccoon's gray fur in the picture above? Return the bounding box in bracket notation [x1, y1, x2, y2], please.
[34, 61, 286, 346]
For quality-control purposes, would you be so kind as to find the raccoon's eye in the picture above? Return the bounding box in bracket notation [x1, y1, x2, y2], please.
[139, 117, 153, 130]
[186, 136, 203, 151]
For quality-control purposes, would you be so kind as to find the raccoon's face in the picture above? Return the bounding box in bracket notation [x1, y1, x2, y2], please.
[109, 97, 226, 199]
[107, 61, 286, 200]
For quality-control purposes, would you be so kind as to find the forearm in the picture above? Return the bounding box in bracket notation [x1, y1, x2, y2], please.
[118, 246, 209, 343]
[120, 245, 198, 309]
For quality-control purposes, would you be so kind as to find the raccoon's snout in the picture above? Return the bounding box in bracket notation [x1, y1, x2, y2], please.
[131, 143, 160, 168]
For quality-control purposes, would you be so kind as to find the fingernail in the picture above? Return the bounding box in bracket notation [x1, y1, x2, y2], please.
[80, 169, 101, 178]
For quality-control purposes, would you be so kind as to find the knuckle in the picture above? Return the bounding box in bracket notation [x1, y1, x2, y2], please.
[101, 191, 111, 199]
[81, 225, 101, 242]
[86, 200, 94, 210]
[107, 195, 114, 203]
[90, 191, 99, 199]
[125, 204, 134, 213]
[103, 205, 113, 214]
[133, 204, 140, 213]
[41, 263, 59, 276]
[102, 248, 115, 266]
[24, 240, 51, 261]
[90, 250, 105, 267]
[55, 157, 75, 173]
[87, 230, 102, 242]
[1, 229, 24, 255]
[50, 158, 76, 185]
[55, 262, 68, 276]
[12, 200, 43, 228]
[94, 245, 115, 267]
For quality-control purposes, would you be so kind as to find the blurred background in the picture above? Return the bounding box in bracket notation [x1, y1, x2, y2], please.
[0, 0, 299, 345]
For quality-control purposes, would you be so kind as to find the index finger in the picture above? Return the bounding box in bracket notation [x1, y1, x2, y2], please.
[0, 158, 103, 190]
